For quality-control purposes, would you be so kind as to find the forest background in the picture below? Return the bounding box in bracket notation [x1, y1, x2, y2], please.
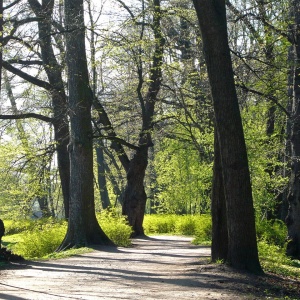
[0, 0, 300, 278]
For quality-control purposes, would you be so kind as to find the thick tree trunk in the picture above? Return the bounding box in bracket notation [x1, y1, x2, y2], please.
[57, 0, 113, 250]
[192, 0, 262, 273]
[286, 0, 300, 259]
[122, 147, 148, 236]
[211, 128, 228, 262]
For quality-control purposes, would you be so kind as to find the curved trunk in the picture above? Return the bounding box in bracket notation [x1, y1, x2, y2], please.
[122, 147, 148, 236]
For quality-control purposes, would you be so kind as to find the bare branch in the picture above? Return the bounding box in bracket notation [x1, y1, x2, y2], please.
[0, 113, 53, 123]
[2, 61, 52, 90]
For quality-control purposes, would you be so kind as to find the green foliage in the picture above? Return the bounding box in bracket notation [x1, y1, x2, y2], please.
[258, 241, 300, 278]
[175, 216, 196, 235]
[97, 209, 133, 247]
[255, 219, 300, 278]
[192, 216, 212, 245]
[143, 214, 212, 244]
[143, 215, 176, 234]
[242, 102, 288, 219]
[12, 221, 67, 259]
[256, 219, 287, 247]
[153, 136, 213, 214]
[3, 213, 132, 259]
[3, 219, 36, 235]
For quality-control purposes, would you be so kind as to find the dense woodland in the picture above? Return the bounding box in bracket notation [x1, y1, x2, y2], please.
[0, 0, 299, 274]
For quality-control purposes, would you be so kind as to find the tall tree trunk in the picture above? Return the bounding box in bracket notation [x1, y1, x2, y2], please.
[57, 0, 113, 250]
[285, 0, 300, 259]
[192, 0, 262, 273]
[211, 127, 228, 262]
[28, 0, 70, 219]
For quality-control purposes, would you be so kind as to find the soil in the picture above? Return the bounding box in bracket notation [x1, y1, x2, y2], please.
[0, 235, 299, 300]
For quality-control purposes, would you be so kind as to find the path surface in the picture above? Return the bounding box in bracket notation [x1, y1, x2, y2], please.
[0, 236, 278, 299]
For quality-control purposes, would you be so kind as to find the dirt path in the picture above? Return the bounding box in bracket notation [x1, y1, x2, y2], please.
[0, 236, 299, 299]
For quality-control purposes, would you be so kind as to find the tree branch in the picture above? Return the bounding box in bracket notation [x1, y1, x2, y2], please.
[2, 61, 52, 90]
[0, 113, 53, 123]
[236, 83, 290, 117]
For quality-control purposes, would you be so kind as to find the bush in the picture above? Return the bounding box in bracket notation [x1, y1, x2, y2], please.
[258, 240, 300, 278]
[256, 219, 287, 247]
[3, 219, 36, 235]
[144, 214, 212, 244]
[175, 216, 196, 235]
[13, 221, 67, 259]
[193, 215, 212, 244]
[143, 215, 176, 234]
[97, 209, 133, 247]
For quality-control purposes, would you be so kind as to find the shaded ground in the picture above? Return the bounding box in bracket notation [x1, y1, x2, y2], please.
[0, 236, 299, 299]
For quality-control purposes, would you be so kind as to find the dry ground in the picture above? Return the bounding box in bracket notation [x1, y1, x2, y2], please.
[0, 236, 299, 300]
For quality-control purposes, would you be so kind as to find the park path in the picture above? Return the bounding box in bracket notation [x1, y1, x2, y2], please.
[0, 236, 260, 299]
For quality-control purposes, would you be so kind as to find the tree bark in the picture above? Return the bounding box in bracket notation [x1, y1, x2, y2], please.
[192, 0, 262, 273]
[122, 147, 148, 236]
[211, 128, 228, 262]
[285, 0, 300, 259]
[57, 0, 113, 249]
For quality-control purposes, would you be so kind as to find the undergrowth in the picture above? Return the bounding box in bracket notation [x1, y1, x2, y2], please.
[143, 214, 212, 244]
[96, 209, 133, 247]
[2, 210, 132, 259]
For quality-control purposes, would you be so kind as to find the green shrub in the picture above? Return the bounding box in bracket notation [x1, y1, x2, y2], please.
[193, 215, 212, 244]
[97, 209, 133, 247]
[13, 222, 67, 259]
[175, 216, 196, 235]
[143, 215, 176, 234]
[3, 219, 35, 235]
[144, 214, 212, 244]
[256, 219, 287, 247]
